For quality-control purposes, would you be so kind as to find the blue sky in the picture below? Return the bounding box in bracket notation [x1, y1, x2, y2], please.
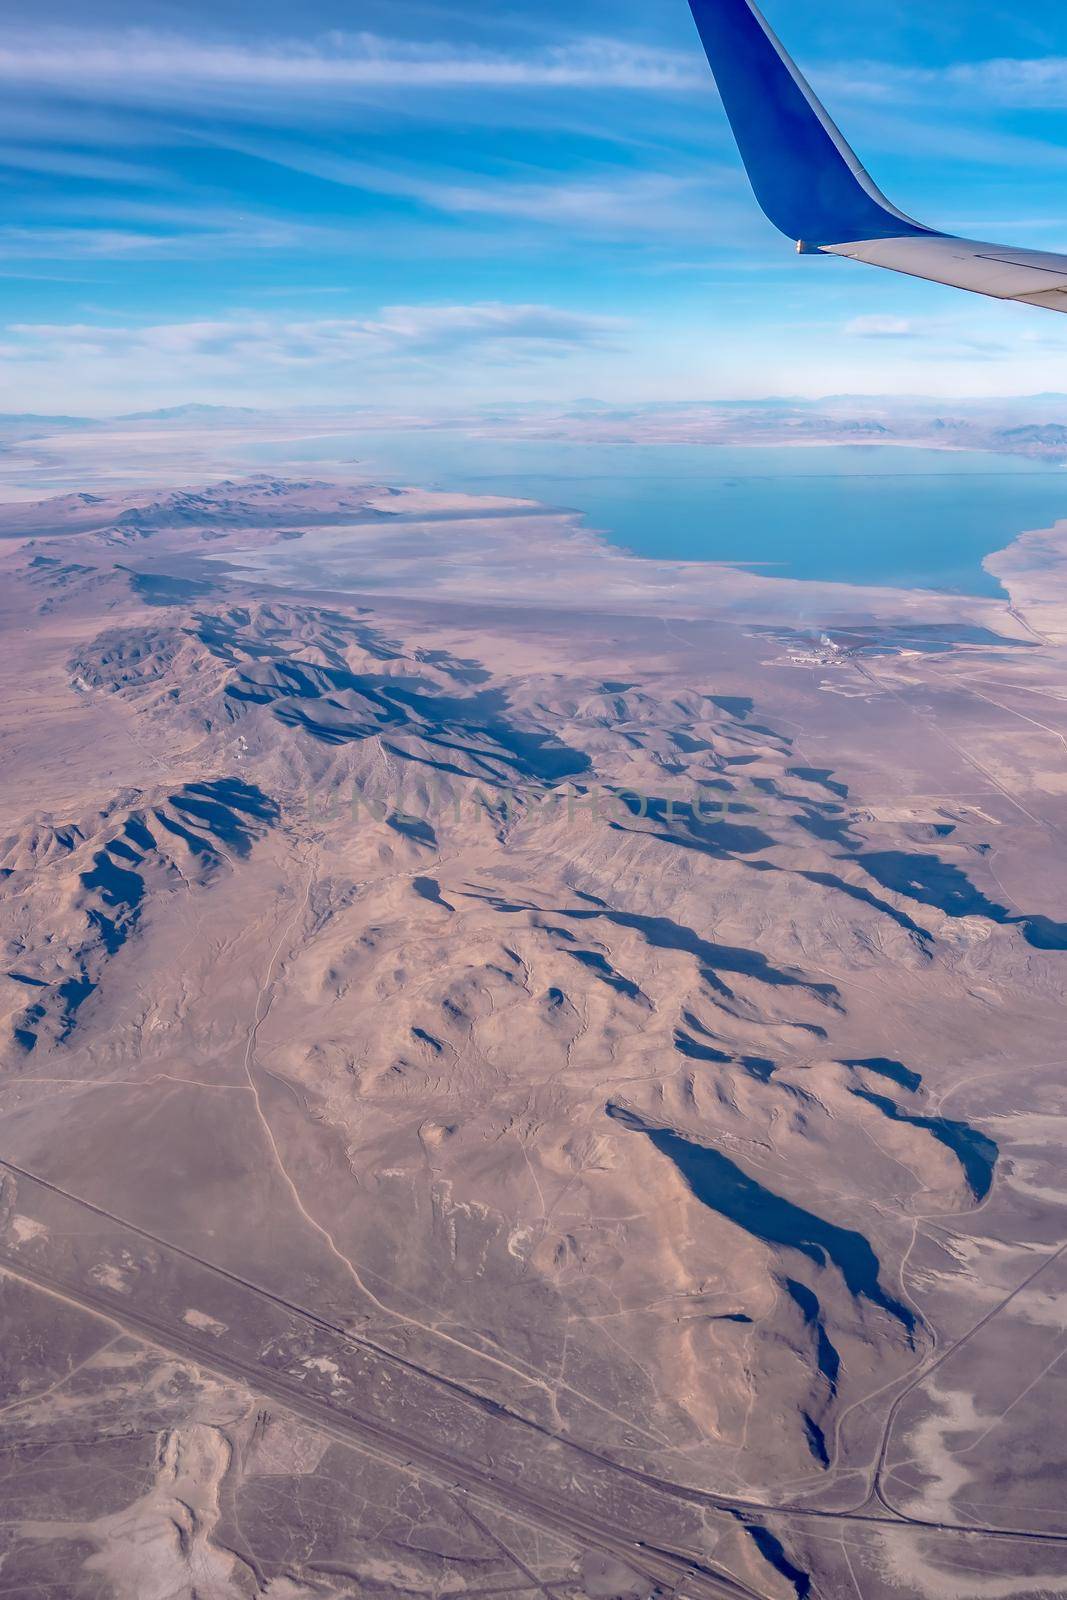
[3, 0, 1067, 411]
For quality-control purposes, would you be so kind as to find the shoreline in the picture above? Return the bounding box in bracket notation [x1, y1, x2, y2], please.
[5, 419, 1066, 609]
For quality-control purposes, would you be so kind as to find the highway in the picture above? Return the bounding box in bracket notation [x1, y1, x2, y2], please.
[3, 1152, 1066, 1571]
[0, 1249, 764, 1600]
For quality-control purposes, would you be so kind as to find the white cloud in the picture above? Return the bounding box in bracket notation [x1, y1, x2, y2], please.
[845, 315, 918, 339]
[351, 170, 700, 230]
[0, 212, 329, 261]
[842, 312, 1026, 360]
[946, 56, 1067, 109]
[4, 303, 625, 370]
[0, 302, 629, 411]
[7, 28, 1067, 116]
[0, 29, 706, 103]
[221, 140, 716, 234]
[0, 145, 160, 183]
[0, 226, 178, 259]
[822, 54, 1067, 112]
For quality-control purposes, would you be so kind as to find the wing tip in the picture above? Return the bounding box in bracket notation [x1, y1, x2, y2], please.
[687, 0, 927, 247]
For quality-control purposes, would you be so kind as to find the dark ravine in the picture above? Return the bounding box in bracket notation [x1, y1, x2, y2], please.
[6, 778, 277, 1052]
[855, 850, 1067, 951]
[850, 1087, 998, 1202]
[606, 1105, 917, 1334]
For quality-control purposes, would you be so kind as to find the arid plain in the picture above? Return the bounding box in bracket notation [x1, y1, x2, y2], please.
[2, 413, 1067, 1600]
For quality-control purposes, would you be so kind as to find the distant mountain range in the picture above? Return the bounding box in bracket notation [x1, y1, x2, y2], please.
[114, 403, 263, 422]
[3, 397, 1067, 463]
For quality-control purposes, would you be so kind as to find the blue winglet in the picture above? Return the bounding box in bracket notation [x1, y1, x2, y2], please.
[687, 0, 932, 247]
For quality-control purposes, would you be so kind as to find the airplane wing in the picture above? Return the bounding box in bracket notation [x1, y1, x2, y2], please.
[687, 0, 1067, 313]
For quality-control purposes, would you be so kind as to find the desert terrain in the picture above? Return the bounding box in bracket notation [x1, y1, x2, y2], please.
[2, 416, 1067, 1599]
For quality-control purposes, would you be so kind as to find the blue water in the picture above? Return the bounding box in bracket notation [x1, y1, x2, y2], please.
[249, 431, 1067, 597]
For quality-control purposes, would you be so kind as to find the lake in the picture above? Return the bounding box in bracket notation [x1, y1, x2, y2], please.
[248, 431, 1067, 598]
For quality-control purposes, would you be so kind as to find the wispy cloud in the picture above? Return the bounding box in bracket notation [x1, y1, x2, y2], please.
[821, 54, 1067, 111]
[947, 56, 1067, 108]
[8, 28, 1067, 116]
[0, 210, 328, 260]
[0, 29, 706, 103]
[842, 312, 1022, 362]
[0, 145, 160, 184]
[845, 315, 917, 339]
[222, 138, 716, 235]
[4, 303, 625, 369]
[361, 302, 624, 353]
[0, 226, 180, 259]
